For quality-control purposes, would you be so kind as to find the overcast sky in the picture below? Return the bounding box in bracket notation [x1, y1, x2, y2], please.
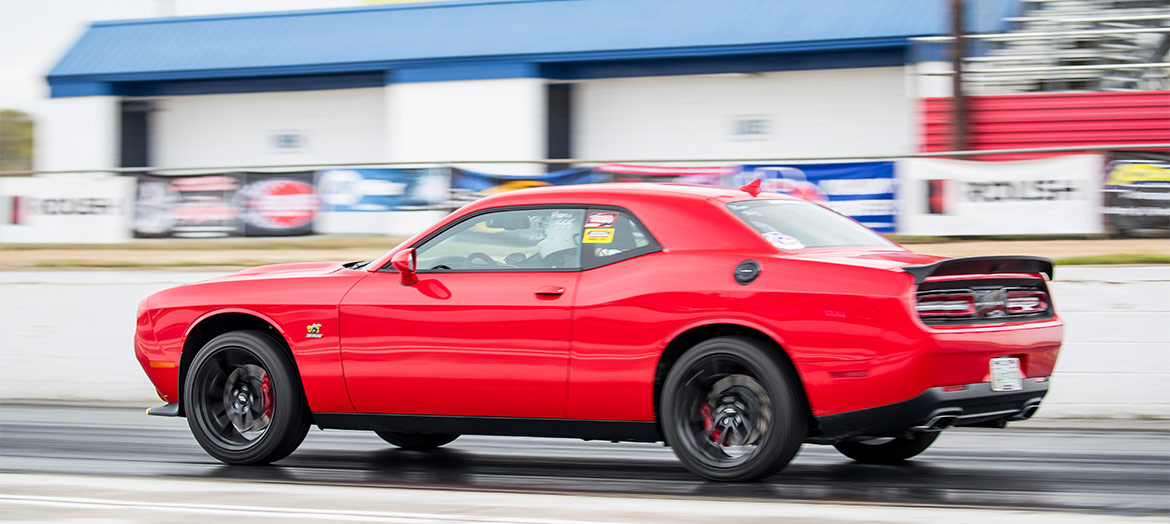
[0, 0, 362, 117]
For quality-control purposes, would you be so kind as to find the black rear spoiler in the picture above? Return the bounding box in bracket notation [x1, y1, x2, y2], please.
[902, 255, 1054, 284]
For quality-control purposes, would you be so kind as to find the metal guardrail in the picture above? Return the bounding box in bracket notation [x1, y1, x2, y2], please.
[911, 27, 1170, 42]
[923, 63, 1170, 75]
[1, 143, 1168, 178]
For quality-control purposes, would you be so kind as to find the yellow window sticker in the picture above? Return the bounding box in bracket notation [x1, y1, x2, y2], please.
[583, 228, 615, 243]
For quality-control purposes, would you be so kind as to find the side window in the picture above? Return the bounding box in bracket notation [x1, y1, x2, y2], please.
[581, 208, 660, 269]
[415, 208, 585, 271]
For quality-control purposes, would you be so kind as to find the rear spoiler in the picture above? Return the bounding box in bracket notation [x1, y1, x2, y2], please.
[902, 255, 1054, 284]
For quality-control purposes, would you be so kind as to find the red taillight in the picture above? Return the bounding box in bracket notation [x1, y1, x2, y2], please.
[917, 292, 975, 318]
[1006, 290, 1048, 315]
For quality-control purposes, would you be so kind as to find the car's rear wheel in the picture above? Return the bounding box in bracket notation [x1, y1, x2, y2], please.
[660, 336, 807, 481]
[375, 431, 459, 451]
[833, 432, 940, 464]
[184, 330, 310, 465]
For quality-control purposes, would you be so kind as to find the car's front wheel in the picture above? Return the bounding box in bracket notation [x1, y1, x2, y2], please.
[833, 432, 940, 464]
[184, 330, 310, 465]
[660, 336, 807, 481]
[375, 431, 459, 451]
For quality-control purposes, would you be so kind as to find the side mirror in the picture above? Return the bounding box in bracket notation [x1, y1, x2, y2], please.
[390, 248, 418, 286]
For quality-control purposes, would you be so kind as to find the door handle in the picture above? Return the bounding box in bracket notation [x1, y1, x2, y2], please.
[535, 286, 566, 297]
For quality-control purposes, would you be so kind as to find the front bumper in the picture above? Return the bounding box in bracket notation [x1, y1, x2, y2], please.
[811, 378, 1049, 442]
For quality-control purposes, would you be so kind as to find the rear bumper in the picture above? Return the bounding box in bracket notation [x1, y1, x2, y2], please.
[812, 378, 1049, 442]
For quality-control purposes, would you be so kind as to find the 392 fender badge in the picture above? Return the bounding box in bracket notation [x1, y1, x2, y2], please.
[306, 323, 323, 338]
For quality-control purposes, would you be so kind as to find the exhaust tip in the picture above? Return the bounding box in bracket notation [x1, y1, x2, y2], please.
[913, 409, 962, 432]
[1011, 400, 1042, 421]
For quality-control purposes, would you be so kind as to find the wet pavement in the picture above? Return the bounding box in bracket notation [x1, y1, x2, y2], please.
[1, 405, 1167, 517]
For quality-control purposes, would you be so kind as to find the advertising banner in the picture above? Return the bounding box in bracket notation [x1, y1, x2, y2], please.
[1102, 151, 1170, 232]
[316, 168, 451, 212]
[1, 175, 135, 243]
[237, 172, 318, 237]
[450, 167, 601, 205]
[593, 164, 737, 185]
[134, 172, 319, 238]
[314, 168, 451, 236]
[737, 162, 898, 233]
[898, 155, 1104, 236]
[135, 173, 243, 238]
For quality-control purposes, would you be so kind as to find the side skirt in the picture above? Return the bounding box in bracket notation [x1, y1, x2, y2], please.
[312, 413, 663, 443]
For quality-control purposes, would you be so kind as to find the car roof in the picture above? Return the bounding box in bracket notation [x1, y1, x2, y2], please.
[462, 182, 800, 210]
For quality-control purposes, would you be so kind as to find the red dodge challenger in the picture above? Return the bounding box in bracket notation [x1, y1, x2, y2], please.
[135, 182, 1062, 481]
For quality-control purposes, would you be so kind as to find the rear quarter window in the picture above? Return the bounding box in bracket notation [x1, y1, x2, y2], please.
[727, 199, 895, 250]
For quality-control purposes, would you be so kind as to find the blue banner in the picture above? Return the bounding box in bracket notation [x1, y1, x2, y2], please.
[450, 167, 601, 193]
[736, 162, 897, 232]
[315, 168, 450, 212]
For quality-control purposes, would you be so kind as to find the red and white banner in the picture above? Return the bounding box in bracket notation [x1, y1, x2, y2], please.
[897, 155, 1104, 236]
[1, 175, 135, 243]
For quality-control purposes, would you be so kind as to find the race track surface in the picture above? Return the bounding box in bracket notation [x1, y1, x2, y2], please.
[1, 405, 1167, 517]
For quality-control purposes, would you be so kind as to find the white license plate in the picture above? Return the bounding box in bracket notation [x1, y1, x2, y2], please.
[990, 357, 1023, 392]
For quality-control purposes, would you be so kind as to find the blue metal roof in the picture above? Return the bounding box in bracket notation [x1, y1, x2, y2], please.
[48, 0, 1019, 94]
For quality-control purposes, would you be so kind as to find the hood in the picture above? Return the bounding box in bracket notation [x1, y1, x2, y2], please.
[213, 261, 348, 281]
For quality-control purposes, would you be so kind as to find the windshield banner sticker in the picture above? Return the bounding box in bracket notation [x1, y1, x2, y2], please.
[583, 228, 615, 243]
[584, 212, 618, 228]
[763, 231, 804, 250]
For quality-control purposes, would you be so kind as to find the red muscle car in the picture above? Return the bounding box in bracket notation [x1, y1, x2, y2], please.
[135, 182, 1062, 481]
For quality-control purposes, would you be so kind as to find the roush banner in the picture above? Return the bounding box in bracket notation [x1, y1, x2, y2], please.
[134, 172, 318, 238]
[898, 155, 1104, 236]
[1102, 151, 1170, 233]
[1, 175, 135, 243]
[736, 162, 897, 233]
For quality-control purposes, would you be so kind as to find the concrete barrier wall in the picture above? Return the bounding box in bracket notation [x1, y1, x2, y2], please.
[1, 267, 1166, 418]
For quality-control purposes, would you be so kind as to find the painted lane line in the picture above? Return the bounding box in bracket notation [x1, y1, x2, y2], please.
[0, 495, 634, 524]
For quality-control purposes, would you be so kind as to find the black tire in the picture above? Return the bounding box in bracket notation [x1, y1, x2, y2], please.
[660, 336, 807, 482]
[833, 432, 940, 464]
[375, 431, 459, 451]
[184, 330, 310, 465]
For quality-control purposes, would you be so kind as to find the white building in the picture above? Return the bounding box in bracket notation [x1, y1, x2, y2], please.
[41, 0, 1018, 175]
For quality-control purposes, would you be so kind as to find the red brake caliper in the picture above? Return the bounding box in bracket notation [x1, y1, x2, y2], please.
[700, 403, 722, 444]
[260, 374, 274, 419]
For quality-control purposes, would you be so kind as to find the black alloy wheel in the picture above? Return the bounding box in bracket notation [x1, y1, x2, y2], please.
[184, 330, 310, 465]
[833, 432, 941, 464]
[661, 336, 807, 481]
[375, 431, 460, 451]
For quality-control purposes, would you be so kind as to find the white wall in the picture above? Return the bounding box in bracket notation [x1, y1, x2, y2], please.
[151, 88, 386, 169]
[385, 78, 546, 175]
[1040, 267, 1170, 418]
[574, 67, 914, 161]
[34, 96, 118, 172]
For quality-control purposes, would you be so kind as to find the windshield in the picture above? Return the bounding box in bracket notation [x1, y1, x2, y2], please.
[726, 199, 896, 250]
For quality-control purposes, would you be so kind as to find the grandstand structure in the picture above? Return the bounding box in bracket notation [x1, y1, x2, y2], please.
[962, 0, 1170, 94]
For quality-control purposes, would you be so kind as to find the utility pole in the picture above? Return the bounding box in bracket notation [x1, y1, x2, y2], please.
[951, 0, 969, 152]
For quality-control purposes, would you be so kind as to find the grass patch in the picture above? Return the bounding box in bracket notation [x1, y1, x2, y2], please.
[886, 234, 1110, 244]
[2, 236, 404, 251]
[31, 261, 253, 268]
[1054, 253, 1170, 265]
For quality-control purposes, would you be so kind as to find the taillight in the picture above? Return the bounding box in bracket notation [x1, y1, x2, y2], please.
[1006, 290, 1048, 315]
[917, 291, 975, 318]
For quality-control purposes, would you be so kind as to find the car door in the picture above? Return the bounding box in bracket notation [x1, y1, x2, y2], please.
[339, 207, 585, 418]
